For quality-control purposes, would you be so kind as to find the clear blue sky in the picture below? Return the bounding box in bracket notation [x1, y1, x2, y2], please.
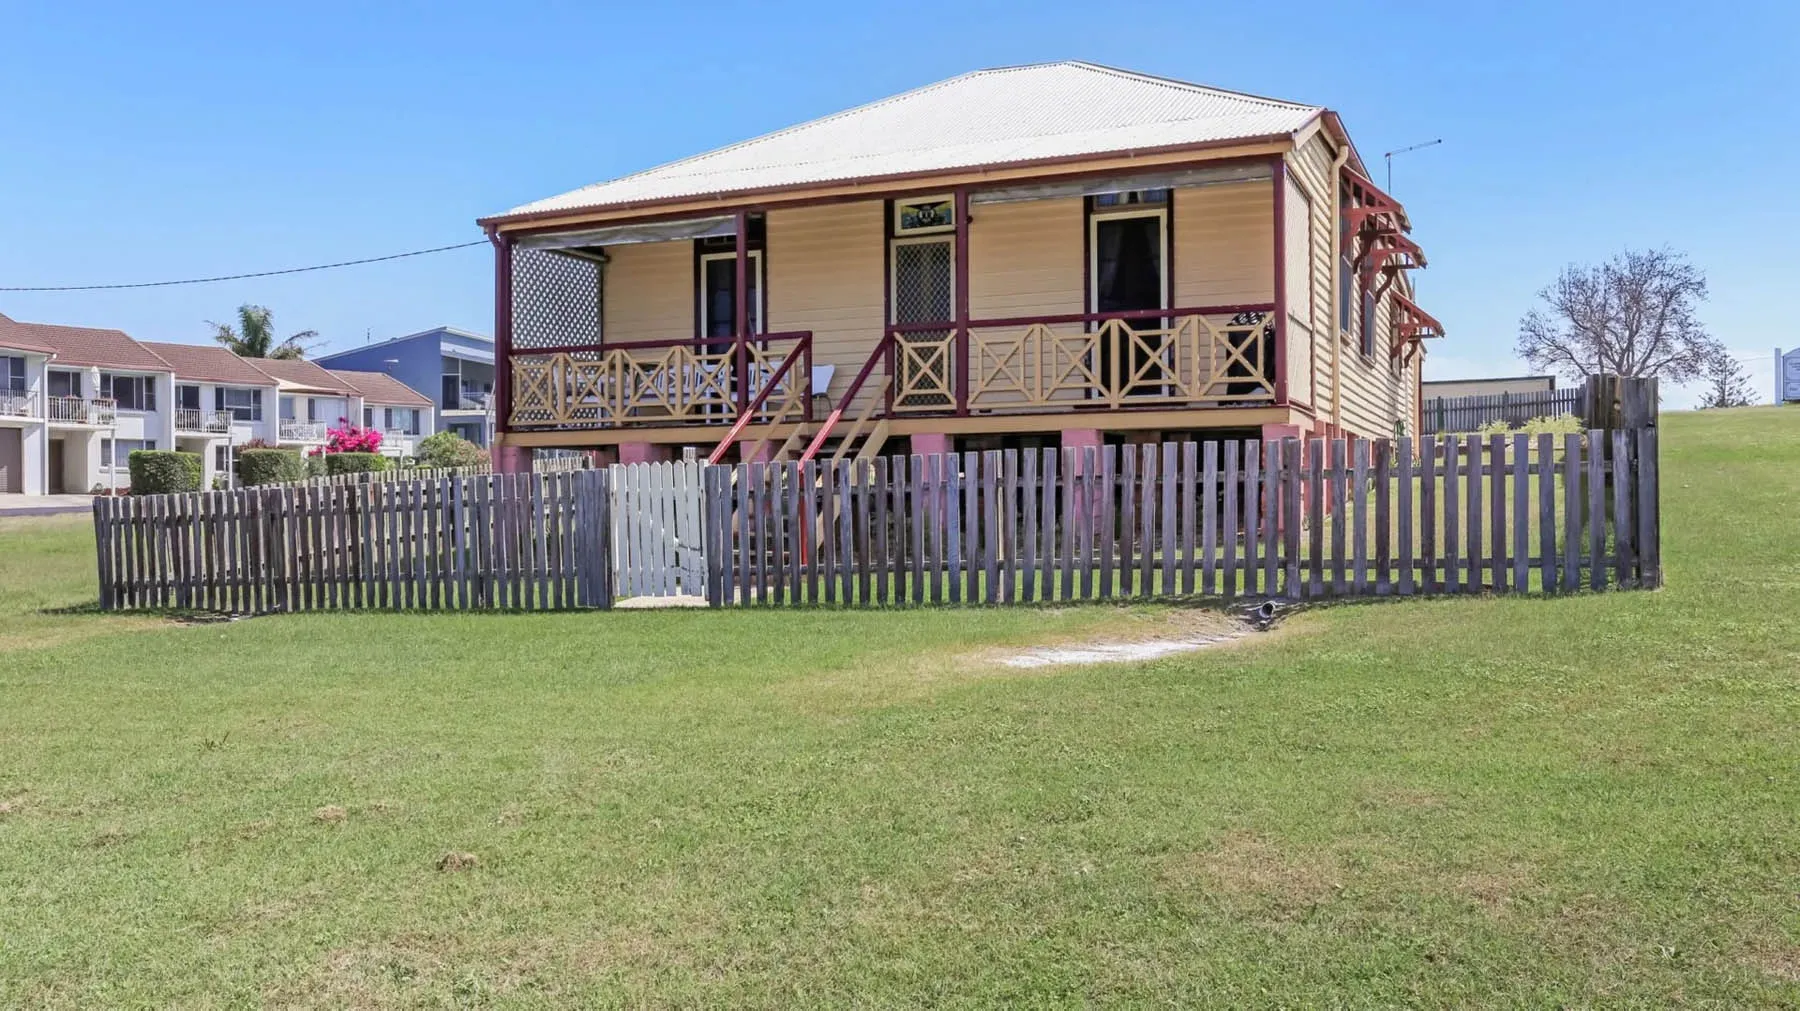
[2, 1, 1793, 407]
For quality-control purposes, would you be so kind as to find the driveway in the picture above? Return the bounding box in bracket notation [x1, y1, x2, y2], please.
[0, 494, 95, 517]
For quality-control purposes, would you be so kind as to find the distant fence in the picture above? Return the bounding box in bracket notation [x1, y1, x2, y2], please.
[94, 471, 612, 612]
[1421, 375, 1658, 435]
[94, 433, 1659, 614]
[1422, 389, 1586, 434]
[704, 432, 1660, 607]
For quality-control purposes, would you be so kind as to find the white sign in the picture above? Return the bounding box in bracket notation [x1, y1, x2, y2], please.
[1785, 348, 1800, 403]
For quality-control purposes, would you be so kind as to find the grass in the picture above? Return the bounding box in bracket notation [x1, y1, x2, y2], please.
[2, 407, 1798, 1007]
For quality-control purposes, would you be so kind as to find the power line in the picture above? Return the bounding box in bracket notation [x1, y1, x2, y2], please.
[0, 239, 487, 292]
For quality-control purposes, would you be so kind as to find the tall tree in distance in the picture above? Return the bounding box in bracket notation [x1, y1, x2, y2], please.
[1516, 248, 1725, 382]
[208, 304, 316, 359]
[1696, 354, 1759, 409]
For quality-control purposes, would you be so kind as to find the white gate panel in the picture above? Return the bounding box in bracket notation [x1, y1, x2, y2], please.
[610, 460, 707, 598]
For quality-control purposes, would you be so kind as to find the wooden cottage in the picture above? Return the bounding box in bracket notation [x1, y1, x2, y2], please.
[479, 62, 1443, 468]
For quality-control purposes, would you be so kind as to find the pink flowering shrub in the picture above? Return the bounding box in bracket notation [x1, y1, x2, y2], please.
[323, 421, 382, 455]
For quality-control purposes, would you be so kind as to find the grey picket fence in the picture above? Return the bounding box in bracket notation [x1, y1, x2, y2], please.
[704, 431, 1660, 607]
[93, 470, 612, 612]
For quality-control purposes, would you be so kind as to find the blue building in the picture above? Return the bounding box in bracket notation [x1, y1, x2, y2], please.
[316, 326, 495, 446]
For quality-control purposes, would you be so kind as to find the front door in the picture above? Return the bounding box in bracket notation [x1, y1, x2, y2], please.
[1089, 195, 1170, 397]
[48, 439, 65, 495]
[890, 236, 955, 408]
[698, 250, 763, 355]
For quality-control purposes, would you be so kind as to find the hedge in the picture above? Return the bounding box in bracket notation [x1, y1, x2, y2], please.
[416, 430, 487, 470]
[127, 451, 202, 495]
[238, 448, 306, 486]
[306, 453, 327, 478]
[324, 452, 392, 475]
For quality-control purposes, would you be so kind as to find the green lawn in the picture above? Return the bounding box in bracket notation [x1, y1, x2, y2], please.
[2, 407, 1797, 1008]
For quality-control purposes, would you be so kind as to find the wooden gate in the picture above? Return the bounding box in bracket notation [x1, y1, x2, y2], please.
[609, 459, 709, 599]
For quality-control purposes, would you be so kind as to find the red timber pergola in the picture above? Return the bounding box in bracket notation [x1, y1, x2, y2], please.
[1340, 167, 1440, 354]
[1390, 291, 1445, 365]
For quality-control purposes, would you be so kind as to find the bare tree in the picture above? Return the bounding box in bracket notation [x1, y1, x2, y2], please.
[1696, 354, 1758, 409]
[1516, 248, 1722, 382]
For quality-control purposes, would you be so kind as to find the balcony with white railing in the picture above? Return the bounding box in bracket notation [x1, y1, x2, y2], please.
[176, 408, 233, 433]
[0, 391, 35, 419]
[279, 420, 328, 442]
[47, 396, 117, 425]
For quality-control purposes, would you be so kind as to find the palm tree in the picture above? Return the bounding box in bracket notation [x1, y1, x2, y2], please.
[208, 304, 317, 359]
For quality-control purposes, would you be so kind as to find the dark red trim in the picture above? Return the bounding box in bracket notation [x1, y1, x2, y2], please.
[733, 209, 749, 414]
[487, 227, 514, 432]
[881, 198, 894, 416]
[953, 187, 970, 416]
[507, 331, 812, 357]
[1272, 156, 1288, 407]
[480, 142, 1293, 230]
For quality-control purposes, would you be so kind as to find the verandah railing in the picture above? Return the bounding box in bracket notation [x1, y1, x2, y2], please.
[704, 431, 1660, 607]
[509, 332, 813, 429]
[887, 305, 1278, 414]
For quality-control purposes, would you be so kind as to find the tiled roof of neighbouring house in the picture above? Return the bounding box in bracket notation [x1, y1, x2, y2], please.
[140, 341, 281, 387]
[251, 357, 356, 395]
[327, 368, 433, 407]
[0, 315, 171, 370]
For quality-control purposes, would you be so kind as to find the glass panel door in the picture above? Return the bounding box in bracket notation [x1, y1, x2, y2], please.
[890, 237, 954, 409]
[1090, 207, 1169, 398]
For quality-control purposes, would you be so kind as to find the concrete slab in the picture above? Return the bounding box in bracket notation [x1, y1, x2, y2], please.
[0, 494, 95, 516]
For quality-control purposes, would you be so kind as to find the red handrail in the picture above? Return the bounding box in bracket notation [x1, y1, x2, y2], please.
[797, 331, 894, 463]
[706, 334, 812, 465]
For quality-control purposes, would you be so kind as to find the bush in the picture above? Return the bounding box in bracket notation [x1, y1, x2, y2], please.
[1477, 413, 1585, 438]
[238, 448, 306, 486]
[415, 431, 488, 470]
[127, 451, 202, 495]
[306, 453, 327, 478]
[324, 452, 392, 476]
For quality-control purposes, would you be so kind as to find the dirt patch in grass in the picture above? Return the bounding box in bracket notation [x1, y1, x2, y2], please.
[1159, 831, 1346, 913]
[783, 607, 1256, 711]
[1747, 946, 1800, 984]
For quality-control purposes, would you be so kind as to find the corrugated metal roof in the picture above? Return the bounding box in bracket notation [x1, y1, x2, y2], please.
[0, 316, 171, 371]
[141, 341, 281, 387]
[327, 368, 433, 407]
[494, 62, 1320, 220]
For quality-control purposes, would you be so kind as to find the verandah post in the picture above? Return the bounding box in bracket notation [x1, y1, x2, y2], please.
[953, 187, 971, 416]
[734, 208, 751, 416]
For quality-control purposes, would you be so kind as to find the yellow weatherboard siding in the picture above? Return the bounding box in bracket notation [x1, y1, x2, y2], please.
[967, 197, 1084, 321]
[602, 241, 692, 343]
[766, 201, 886, 416]
[1287, 133, 1420, 439]
[1172, 181, 1273, 307]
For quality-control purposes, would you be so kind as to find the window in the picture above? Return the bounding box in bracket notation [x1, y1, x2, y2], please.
[279, 396, 296, 421]
[441, 374, 460, 409]
[1090, 187, 1170, 209]
[177, 384, 202, 411]
[101, 438, 157, 467]
[101, 373, 156, 411]
[214, 386, 262, 421]
[49, 370, 80, 398]
[893, 195, 956, 235]
[1, 356, 23, 394]
[363, 406, 375, 428]
[1361, 288, 1379, 359]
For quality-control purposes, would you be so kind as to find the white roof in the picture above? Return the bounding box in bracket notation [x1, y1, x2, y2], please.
[496, 62, 1321, 219]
